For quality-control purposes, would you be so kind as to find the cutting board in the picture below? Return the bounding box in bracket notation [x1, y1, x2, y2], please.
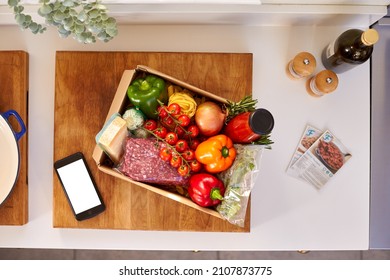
[0, 51, 28, 225]
[54, 51, 253, 232]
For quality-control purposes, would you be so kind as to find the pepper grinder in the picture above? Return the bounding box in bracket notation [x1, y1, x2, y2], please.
[306, 70, 339, 97]
[286, 52, 317, 79]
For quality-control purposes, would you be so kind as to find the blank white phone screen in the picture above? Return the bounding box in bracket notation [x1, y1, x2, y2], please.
[57, 159, 101, 214]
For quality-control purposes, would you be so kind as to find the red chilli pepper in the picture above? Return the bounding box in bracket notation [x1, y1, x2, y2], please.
[188, 173, 225, 207]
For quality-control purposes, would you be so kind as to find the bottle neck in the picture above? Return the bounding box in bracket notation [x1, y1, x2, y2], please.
[355, 38, 370, 50]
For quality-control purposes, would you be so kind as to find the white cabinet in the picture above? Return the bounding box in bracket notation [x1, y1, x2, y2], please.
[262, 0, 390, 4]
[0, 1, 389, 27]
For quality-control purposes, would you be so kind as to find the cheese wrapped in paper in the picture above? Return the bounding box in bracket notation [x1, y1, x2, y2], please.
[96, 113, 128, 164]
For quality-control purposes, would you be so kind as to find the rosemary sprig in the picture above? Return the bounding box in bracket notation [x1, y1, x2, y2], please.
[252, 134, 274, 149]
[224, 95, 258, 122]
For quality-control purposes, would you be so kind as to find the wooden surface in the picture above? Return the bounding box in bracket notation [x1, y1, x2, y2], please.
[0, 51, 29, 225]
[53, 51, 253, 232]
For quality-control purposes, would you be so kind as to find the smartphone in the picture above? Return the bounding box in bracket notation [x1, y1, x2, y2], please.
[54, 152, 105, 221]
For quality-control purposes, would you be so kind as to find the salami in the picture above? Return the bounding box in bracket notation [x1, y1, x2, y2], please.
[118, 137, 189, 187]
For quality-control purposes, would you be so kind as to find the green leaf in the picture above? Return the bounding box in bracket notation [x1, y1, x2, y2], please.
[77, 10, 88, 22]
[24, 14, 32, 24]
[63, 17, 74, 31]
[39, 26, 47, 34]
[74, 23, 85, 34]
[69, 9, 77, 17]
[100, 13, 108, 21]
[38, 4, 53, 16]
[62, 0, 75, 7]
[7, 0, 20, 8]
[29, 22, 39, 33]
[106, 27, 118, 37]
[88, 9, 99, 19]
[9, 0, 117, 43]
[15, 13, 25, 25]
[105, 17, 116, 28]
[96, 4, 107, 11]
[97, 31, 107, 41]
[53, 11, 66, 22]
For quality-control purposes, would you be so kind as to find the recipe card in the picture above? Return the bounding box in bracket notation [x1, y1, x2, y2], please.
[286, 124, 323, 173]
[287, 126, 352, 189]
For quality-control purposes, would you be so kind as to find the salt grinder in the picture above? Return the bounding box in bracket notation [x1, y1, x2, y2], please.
[306, 70, 339, 97]
[287, 52, 317, 79]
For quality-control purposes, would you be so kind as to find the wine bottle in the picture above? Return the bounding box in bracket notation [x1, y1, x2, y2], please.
[321, 29, 379, 74]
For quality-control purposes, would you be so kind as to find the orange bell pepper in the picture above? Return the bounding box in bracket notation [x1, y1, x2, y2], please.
[195, 134, 236, 173]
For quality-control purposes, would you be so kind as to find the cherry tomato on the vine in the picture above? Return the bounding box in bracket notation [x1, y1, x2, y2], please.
[175, 139, 189, 153]
[177, 114, 191, 127]
[177, 164, 190, 177]
[170, 153, 182, 168]
[157, 106, 168, 118]
[182, 149, 195, 161]
[162, 116, 174, 126]
[143, 119, 157, 131]
[187, 125, 200, 138]
[168, 103, 181, 116]
[165, 132, 179, 145]
[190, 160, 202, 173]
[159, 147, 172, 161]
[175, 126, 185, 138]
[189, 139, 201, 150]
[154, 126, 168, 139]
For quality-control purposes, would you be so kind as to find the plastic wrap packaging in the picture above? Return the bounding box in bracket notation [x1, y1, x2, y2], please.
[116, 137, 190, 187]
[217, 144, 264, 227]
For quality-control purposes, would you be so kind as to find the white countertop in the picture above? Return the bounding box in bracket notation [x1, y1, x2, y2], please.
[0, 23, 372, 251]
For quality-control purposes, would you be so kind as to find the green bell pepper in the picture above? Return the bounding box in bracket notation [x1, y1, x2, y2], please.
[127, 75, 168, 119]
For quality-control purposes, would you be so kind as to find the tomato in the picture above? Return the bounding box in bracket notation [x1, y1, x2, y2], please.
[177, 114, 191, 127]
[165, 132, 178, 145]
[157, 106, 168, 118]
[154, 126, 168, 139]
[189, 139, 201, 150]
[159, 147, 172, 161]
[182, 149, 195, 161]
[144, 119, 157, 131]
[177, 164, 190, 177]
[175, 139, 189, 153]
[175, 126, 185, 138]
[168, 103, 181, 116]
[162, 116, 174, 126]
[187, 125, 200, 138]
[190, 160, 202, 173]
[170, 153, 182, 168]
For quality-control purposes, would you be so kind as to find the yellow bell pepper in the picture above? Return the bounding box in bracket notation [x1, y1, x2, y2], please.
[195, 134, 236, 173]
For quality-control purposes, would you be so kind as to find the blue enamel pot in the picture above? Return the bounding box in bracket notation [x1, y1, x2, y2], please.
[0, 110, 26, 206]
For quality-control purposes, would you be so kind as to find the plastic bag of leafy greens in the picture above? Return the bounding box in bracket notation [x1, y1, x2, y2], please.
[217, 144, 264, 227]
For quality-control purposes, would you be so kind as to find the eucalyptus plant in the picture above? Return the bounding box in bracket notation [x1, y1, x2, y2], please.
[7, 0, 118, 43]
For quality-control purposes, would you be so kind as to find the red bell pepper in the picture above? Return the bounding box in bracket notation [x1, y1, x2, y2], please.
[188, 173, 225, 207]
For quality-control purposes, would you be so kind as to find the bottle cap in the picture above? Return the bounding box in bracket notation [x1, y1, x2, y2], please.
[249, 108, 275, 135]
[313, 70, 339, 94]
[361, 29, 379, 46]
[289, 52, 317, 78]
